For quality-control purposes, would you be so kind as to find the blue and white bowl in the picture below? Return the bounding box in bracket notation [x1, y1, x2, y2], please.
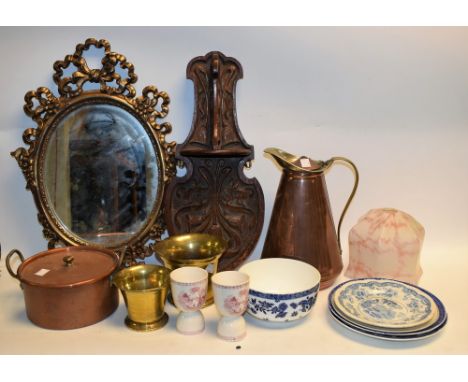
[239, 258, 321, 322]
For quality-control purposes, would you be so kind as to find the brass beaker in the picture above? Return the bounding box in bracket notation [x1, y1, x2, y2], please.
[153, 233, 227, 307]
[112, 265, 170, 332]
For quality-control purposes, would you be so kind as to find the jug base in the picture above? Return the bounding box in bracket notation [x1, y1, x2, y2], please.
[124, 313, 169, 332]
[320, 278, 338, 290]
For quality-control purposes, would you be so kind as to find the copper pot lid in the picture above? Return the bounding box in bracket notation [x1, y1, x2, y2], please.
[17, 246, 119, 288]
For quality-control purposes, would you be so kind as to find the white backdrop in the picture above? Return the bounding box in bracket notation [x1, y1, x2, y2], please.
[1, 27, 468, 354]
[0, 26, 467, 270]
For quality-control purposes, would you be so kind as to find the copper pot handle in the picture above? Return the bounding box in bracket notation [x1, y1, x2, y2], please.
[6, 249, 25, 279]
[324, 157, 359, 253]
[109, 249, 127, 287]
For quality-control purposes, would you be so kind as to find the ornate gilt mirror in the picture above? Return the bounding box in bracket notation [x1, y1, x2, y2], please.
[11, 38, 175, 265]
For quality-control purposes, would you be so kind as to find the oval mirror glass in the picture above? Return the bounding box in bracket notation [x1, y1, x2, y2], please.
[43, 102, 160, 247]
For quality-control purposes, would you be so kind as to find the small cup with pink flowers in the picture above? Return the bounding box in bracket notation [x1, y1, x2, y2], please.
[212, 271, 250, 341]
[170, 266, 208, 335]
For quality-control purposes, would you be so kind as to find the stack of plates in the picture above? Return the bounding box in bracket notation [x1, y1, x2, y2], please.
[328, 278, 447, 341]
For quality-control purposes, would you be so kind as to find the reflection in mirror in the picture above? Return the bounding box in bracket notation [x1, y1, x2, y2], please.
[44, 103, 159, 246]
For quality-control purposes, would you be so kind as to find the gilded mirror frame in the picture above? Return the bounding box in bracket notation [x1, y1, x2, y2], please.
[11, 38, 176, 265]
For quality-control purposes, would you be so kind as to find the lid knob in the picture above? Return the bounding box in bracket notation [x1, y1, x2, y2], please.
[63, 255, 74, 267]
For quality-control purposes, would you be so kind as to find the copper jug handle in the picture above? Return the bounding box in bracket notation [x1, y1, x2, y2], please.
[323, 157, 359, 253]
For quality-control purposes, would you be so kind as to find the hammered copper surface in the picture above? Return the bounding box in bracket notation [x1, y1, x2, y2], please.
[6, 246, 119, 330]
[18, 247, 118, 286]
[22, 277, 118, 330]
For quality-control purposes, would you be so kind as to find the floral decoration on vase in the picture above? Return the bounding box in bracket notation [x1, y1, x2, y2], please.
[224, 289, 248, 315]
[177, 286, 207, 311]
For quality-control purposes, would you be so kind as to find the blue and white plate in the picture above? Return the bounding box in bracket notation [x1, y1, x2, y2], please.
[329, 306, 447, 341]
[332, 278, 437, 329]
[328, 279, 447, 341]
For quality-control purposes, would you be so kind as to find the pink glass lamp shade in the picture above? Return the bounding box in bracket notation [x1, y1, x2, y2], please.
[345, 208, 425, 284]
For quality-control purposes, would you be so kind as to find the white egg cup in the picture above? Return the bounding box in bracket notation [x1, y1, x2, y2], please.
[170, 266, 208, 335]
[212, 271, 249, 341]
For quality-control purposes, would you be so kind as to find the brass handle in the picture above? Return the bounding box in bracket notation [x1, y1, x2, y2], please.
[6, 249, 25, 279]
[63, 255, 74, 266]
[324, 157, 359, 253]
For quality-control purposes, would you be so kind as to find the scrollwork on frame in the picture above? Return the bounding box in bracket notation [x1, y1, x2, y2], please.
[134, 86, 170, 120]
[160, 128, 177, 180]
[24, 87, 60, 124]
[11, 38, 175, 265]
[132, 86, 176, 180]
[37, 212, 60, 249]
[53, 38, 137, 99]
[11, 147, 35, 190]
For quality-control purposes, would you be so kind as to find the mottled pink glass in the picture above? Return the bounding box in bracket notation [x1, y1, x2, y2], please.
[345, 208, 425, 284]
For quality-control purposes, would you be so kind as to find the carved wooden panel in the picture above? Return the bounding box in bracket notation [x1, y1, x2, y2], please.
[164, 51, 264, 271]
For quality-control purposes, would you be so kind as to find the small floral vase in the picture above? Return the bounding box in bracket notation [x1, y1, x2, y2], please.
[170, 267, 208, 335]
[212, 271, 249, 341]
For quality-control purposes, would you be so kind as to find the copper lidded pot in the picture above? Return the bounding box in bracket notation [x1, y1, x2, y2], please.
[261, 148, 359, 289]
[6, 246, 120, 330]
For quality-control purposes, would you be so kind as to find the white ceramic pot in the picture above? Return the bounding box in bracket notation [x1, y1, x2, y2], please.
[170, 267, 208, 335]
[212, 271, 249, 341]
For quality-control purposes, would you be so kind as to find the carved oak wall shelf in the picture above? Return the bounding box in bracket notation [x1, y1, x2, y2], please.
[163, 51, 265, 271]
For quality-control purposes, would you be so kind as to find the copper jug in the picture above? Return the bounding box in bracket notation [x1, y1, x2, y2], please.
[261, 148, 359, 290]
